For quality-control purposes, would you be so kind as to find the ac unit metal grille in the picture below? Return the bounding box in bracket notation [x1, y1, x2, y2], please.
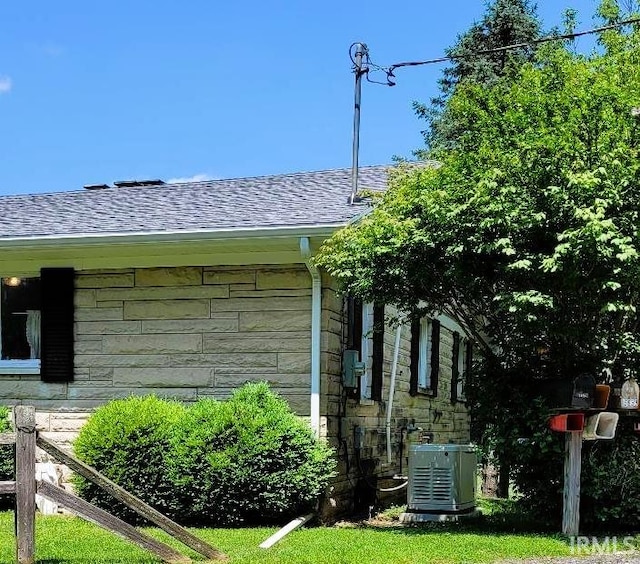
[412, 466, 453, 504]
[406, 445, 476, 515]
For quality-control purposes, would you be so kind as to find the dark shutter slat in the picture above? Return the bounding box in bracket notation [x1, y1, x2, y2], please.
[346, 296, 364, 354]
[409, 318, 420, 396]
[371, 303, 384, 401]
[40, 268, 74, 383]
[430, 319, 440, 398]
[465, 339, 473, 396]
[451, 332, 460, 403]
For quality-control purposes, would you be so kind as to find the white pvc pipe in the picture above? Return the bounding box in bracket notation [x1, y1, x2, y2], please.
[386, 321, 403, 464]
[259, 513, 315, 549]
[300, 237, 321, 438]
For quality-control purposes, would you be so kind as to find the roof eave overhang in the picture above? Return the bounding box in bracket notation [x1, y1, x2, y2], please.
[0, 223, 348, 249]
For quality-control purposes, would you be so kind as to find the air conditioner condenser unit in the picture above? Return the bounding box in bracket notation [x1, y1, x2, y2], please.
[400, 444, 477, 523]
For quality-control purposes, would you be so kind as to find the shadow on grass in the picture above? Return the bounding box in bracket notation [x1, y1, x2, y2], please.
[358, 498, 563, 538]
[38, 561, 154, 564]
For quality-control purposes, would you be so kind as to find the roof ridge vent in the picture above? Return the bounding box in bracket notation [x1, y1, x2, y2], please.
[113, 179, 166, 188]
[83, 183, 110, 191]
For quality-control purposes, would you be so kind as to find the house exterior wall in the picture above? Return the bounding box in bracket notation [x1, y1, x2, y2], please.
[320, 275, 471, 518]
[0, 264, 312, 439]
[0, 264, 470, 519]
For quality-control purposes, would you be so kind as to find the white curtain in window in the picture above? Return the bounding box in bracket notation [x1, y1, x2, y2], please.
[26, 309, 41, 359]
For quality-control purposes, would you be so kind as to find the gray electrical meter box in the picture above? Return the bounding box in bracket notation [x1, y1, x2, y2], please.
[342, 350, 365, 389]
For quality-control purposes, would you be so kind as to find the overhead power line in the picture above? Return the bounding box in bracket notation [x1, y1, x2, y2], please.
[356, 17, 640, 86]
[347, 16, 640, 202]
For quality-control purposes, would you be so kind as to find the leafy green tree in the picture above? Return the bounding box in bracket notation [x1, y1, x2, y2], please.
[316, 4, 640, 524]
[417, 0, 541, 151]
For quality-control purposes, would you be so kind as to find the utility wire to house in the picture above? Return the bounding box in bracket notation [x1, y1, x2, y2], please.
[357, 17, 640, 88]
[348, 16, 640, 204]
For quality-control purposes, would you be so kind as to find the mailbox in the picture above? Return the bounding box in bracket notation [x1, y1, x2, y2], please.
[542, 374, 596, 409]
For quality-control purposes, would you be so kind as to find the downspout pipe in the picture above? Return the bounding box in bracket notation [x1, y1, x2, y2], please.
[386, 321, 403, 464]
[300, 237, 321, 438]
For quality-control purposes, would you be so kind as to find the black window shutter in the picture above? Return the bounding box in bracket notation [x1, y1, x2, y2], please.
[371, 303, 384, 401]
[451, 331, 460, 403]
[346, 297, 363, 354]
[409, 318, 420, 396]
[40, 268, 74, 383]
[465, 339, 473, 394]
[430, 319, 440, 397]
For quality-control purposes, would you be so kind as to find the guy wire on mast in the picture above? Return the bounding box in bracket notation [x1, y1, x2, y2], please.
[347, 17, 640, 204]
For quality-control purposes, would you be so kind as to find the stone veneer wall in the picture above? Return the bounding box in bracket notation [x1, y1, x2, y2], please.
[320, 275, 470, 518]
[0, 264, 313, 442]
[72, 265, 312, 412]
[0, 265, 469, 518]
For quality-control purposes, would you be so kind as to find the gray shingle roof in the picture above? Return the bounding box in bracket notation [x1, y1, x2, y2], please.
[0, 165, 391, 239]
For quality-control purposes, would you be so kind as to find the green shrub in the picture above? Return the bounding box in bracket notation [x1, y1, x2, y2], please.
[0, 406, 13, 510]
[0, 405, 12, 478]
[73, 395, 186, 524]
[508, 412, 640, 531]
[580, 424, 640, 531]
[171, 382, 337, 526]
[73, 384, 336, 527]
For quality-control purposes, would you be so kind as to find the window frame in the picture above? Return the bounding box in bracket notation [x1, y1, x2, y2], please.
[410, 316, 440, 397]
[451, 332, 471, 403]
[0, 275, 41, 374]
[457, 338, 468, 401]
[347, 298, 384, 403]
[360, 302, 374, 400]
[417, 317, 432, 392]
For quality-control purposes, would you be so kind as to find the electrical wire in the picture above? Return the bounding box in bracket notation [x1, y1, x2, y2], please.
[354, 17, 640, 87]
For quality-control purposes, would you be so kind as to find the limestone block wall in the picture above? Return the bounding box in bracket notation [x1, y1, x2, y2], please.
[0, 264, 313, 416]
[320, 275, 471, 518]
[0, 264, 315, 492]
[72, 265, 312, 413]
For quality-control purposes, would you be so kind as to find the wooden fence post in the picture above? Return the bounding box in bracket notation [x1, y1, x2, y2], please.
[14, 406, 36, 564]
[562, 431, 582, 537]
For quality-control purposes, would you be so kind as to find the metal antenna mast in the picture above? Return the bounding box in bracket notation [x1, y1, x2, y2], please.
[349, 42, 368, 205]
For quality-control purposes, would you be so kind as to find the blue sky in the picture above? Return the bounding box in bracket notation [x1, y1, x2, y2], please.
[0, 1, 606, 194]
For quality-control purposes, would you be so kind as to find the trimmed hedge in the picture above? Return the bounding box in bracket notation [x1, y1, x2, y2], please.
[171, 382, 336, 525]
[73, 395, 186, 524]
[73, 384, 336, 526]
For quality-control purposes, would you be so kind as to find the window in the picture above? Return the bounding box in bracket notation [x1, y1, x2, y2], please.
[360, 302, 374, 399]
[0, 268, 75, 382]
[346, 297, 384, 402]
[0, 277, 41, 373]
[410, 317, 440, 396]
[418, 318, 432, 390]
[451, 332, 472, 402]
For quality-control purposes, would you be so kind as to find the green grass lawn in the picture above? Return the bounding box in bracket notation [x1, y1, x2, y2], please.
[0, 510, 572, 564]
